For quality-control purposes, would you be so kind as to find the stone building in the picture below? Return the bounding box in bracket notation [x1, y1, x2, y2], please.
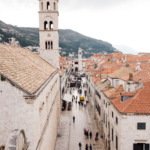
[86, 58, 150, 150]
[0, 0, 61, 149]
[39, 0, 60, 68]
[0, 45, 61, 150]
[78, 48, 83, 72]
[71, 48, 85, 73]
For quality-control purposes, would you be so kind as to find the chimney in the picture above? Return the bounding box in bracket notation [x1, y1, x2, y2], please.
[126, 64, 129, 67]
[139, 79, 142, 84]
[136, 60, 141, 71]
[129, 73, 133, 81]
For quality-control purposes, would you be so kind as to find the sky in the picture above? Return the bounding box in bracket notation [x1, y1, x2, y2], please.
[0, 0, 150, 53]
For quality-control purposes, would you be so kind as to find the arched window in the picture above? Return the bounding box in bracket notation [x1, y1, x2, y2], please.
[45, 41, 47, 49]
[49, 21, 53, 30]
[48, 41, 50, 49]
[51, 41, 53, 49]
[44, 21, 48, 30]
[41, 2, 43, 10]
[47, 2, 50, 10]
[54, 2, 56, 10]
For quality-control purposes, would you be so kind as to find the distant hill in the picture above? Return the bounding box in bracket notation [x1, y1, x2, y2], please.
[114, 45, 137, 55]
[0, 20, 118, 58]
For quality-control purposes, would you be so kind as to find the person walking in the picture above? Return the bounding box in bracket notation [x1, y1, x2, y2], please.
[84, 128, 87, 136]
[79, 142, 82, 150]
[85, 144, 88, 150]
[89, 144, 92, 150]
[89, 131, 92, 139]
[73, 116, 75, 123]
[96, 132, 99, 141]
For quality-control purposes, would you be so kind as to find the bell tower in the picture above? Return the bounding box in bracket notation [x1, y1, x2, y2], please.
[38, 0, 60, 68]
[78, 48, 83, 72]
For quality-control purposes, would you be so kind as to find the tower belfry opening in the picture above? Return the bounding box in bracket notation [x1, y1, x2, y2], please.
[47, 2, 50, 10]
[50, 21, 53, 30]
[44, 21, 48, 30]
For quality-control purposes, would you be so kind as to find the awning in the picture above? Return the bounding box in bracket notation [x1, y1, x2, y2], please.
[63, 94, 72, 102]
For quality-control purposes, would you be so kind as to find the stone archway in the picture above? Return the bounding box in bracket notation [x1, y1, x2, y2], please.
[5, 129, 28, 150]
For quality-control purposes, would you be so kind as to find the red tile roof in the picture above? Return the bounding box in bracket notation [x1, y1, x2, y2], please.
[111, 83, 150, 114]
[104, 84, 124, 99]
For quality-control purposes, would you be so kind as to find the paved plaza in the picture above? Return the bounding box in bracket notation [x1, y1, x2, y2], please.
[55, 79, 105, 150]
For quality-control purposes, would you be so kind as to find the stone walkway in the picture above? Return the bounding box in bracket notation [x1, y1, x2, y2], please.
[55, 80, 105, 150]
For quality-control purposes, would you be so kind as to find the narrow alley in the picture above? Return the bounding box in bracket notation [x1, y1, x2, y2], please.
[55, 76, 105, 150]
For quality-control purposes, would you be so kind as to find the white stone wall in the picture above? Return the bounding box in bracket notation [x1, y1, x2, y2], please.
[0, 72, 61, 150]
[0, 80, 34, 149]
[121, 115, 150, 150]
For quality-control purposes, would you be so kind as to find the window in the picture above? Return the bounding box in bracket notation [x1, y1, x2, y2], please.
[116, 79, 119, 86]
[106, 115, 107, 128]
[116, 136, 118, 150]
[96, 90, 101, 99]
[116, 117, 118, 125]
[44, 21, 48, 30]
[48, 41, 50, 49]
[103, 113, 105, 123]
[45, 41, 47, 49]
[47, 2, 50, 10]
[103, 100, 105, 105]
[75, 62, 78, 64]
[137, 123, 146, 130]
[112, 111, 114, 118]
[112, 128, 113, 141]
[49, 21, 53, 30]
[54, 2, 56, 10]
[134, 143, 149, 150]
[51, 41, 53, 49]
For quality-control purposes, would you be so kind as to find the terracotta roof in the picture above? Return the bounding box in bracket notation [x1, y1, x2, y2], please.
[0, 44, 57, 94]
[121, 91, 137, 97]
[109, 67, 135, 79]
[96, 80, 110, 91]
[122, 63, 150, 84]
[92, 76, 101, 83]
[124, 55, 150, 62]
[111, 83, 150, 114]
[104, 84, 124, 98]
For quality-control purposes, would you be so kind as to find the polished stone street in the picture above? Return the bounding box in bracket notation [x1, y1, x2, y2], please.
[55, 78, 105, 150]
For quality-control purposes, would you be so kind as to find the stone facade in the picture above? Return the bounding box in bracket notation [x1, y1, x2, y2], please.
[39, 0, 60, 68]
[0, 72, 60, 150]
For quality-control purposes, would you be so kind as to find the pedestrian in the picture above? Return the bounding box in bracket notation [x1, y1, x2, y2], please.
[96, 132, 99, 141]
[86, 130, 89, 139]
[85, 144, 88, 150]
[89, 144, 92, 150]
[73, 116, 75, 123]
[79, 142, 82, 150]
[84, 128, 87, 136]
[95, 136, 97, 142]
[89, 131, 92, 139]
